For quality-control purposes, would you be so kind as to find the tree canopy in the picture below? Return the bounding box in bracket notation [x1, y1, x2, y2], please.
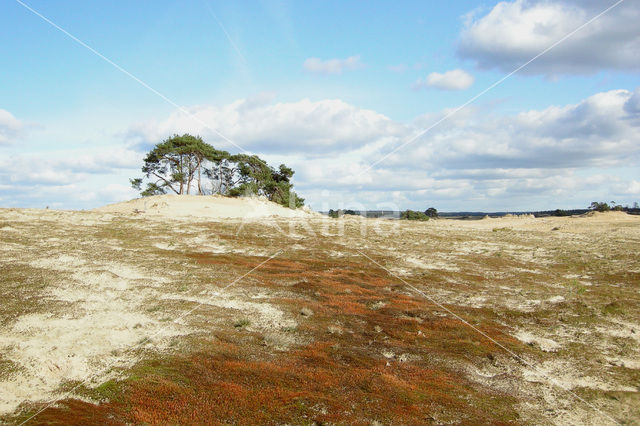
[424, 207, 438, 218]
[131, 134, 304, 208]
[327, 209, 359, 218]
[400, 210, 429, 221]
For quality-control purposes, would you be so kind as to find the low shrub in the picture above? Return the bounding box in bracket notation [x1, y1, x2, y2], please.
[400, 210, 429, 221]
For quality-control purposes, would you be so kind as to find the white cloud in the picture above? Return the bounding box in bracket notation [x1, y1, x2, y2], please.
[386, 89, 640, 171]
[0, 146, 142, 209]
[123, 88, 640, 211]
[305, 89, 640, 209]
[303, 55, 364, 74]
[128, 97, 407, 154]
[458, 0, 640, 76]
[624, 87, 640, 118]
[5, 88, 640, 211]
[0, 109, 24, 145]
[0, 148, 142, 186]
[414, 69, 475, 91]
[614, 180, 640, 196]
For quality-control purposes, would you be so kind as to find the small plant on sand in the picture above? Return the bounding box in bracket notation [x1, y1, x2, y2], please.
[568, 279, 586, 295]
[233, 318, 250, 328]
[492, 227, 511, 232]
[602, 301, 624, 315]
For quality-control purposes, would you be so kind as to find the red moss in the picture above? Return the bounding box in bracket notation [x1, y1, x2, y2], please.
[20, 252, 521, 424]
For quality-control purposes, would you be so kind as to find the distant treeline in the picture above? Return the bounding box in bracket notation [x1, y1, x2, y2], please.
[326, 209, 399, 218]
[324, 204, 640, 219]
[326, 208, 439, 220]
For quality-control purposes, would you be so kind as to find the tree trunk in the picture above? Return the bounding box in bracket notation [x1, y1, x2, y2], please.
[186, 156, 193, 195]
[197, 157, 203, 195]
[179, 155, 184, 194]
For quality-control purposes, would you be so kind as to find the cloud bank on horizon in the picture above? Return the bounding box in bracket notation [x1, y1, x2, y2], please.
[1, 0, 639, 211]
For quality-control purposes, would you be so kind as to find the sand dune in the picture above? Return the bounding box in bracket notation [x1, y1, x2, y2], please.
[94, 194, 316, 219]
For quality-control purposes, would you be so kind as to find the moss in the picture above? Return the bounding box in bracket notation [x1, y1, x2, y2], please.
[602, 301, 625, 315]
[233, 318, 251, 328]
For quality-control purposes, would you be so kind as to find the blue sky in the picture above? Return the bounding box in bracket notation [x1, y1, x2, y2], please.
[1, 0, 639, 211]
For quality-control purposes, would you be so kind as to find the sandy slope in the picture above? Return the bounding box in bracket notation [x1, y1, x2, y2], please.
[94, 194, 316, 219]
[440, 211, 640, 235]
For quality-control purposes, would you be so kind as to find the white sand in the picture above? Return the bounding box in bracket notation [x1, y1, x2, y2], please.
[94, 194, 316, 219]
[440, 210, 640, 234]
[0, 258, 187, 415]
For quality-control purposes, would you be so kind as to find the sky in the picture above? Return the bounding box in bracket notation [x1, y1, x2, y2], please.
[1, 0, 639, 212]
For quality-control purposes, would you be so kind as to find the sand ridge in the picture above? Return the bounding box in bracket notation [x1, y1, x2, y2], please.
[93, 194, 317, 220]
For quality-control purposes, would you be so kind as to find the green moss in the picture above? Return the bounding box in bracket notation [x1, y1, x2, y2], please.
[234, 318, 251, 328]
[92, 380, 124, 402]
[602, 301, 625, 315]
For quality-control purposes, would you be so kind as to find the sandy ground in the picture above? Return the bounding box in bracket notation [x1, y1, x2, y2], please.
[93, 194, 316, 219]
[445, 210, 640, 234]
[1, 199, 639, 423]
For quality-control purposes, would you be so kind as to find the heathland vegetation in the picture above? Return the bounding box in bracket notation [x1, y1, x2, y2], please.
[130, 134, 304, 208]
[3, 205, 640, 424]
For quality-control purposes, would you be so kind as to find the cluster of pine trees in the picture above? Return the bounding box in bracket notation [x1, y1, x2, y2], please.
[130, 134, 304, 208]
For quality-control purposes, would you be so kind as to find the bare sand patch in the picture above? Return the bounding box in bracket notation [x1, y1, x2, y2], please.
[94, 194, 316, 220]
[162, 291, 297, 332]
[523, 360, 637, 392]
[403, 256, 460, 272]
[514, 330, 561, 352]
[0, 256, 186, 415]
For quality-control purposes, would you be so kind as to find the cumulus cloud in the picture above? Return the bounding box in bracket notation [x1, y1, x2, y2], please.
[127, 97, 408, 154]
[0, 181, 138, 209]
[8, 89, 638, 210]
[0, 148, 142, 186]
[458, 0, 640, 76]
[625, 181, 640, 195]
[125, 89, 640, 210]
[0, 109, 24, 145]
[386, 89, 640, 171]
[414, 69, 474, 91]
[0, 145, 142, 209]
[624, 87, 640, 118]
[303, 55, 364, 74]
